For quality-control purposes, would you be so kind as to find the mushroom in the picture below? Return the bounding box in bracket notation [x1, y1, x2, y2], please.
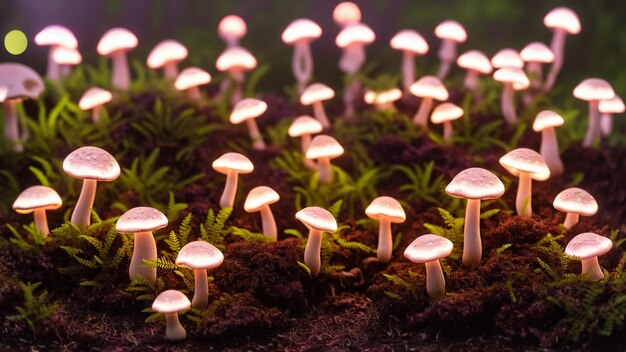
[434, 20, 467, 79]
[174, 67, 212, 100]
[365, 196, 406, 263]
[305, 135, 344, 184]
[404, 234, 453, 298]
[409, 75, 449, 129]
[78, 87, 113, 123]
[456, 50, 492, 102]
[543, 7, 581, 91]
[499, 148, 550, 217]
[553, 188, 598, 229]
[282, 19, 323, 95]
[332, 2, 361, 28]
[288, 115, 323, 170]
[493, 67, 530, 125]
[13, 186, 62, 236]
[63, 146, 121, 226]
[175, 241, 224, 309]
[97, 28, 138, 91]
[296, 206, 337, 277]
[152, 290, 191, 341]
[430, 102, 463, 143]
[532, 110, 565, 176]
[565, 232, 612, 281]
[244, 186, 280, 241]
[212, 152, 254, 208]
[218, 15, 247, 48]
[51, 46, 82, 78]
[215, 46, 257, 105]
[34, 25, 77, 80]
[146, 40, 188, 80]
[116, 207, 168, 283]
[445, 168, 505, 267]
[520, 42, 554, 89]
[364, 88, 402, 111]
[491, 48, 524, 70]
[573, 78, 615, 147]
[230, 98, 267, 150]
[300, 83, 335, 129]
[599, 95, 624, 137]
[390, 30, 429, 95]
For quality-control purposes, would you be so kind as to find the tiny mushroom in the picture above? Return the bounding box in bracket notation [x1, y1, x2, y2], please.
[543, 7, 581, 90]
[300, 83, 335, 128]
[117, 207, 168, 283]
[281, 19, 323, 95]
[13, 186, 62, 236]
[553, 188, 598, 229]
[364, 88, 402, 111]
[152, 290, 191, 341]
[573, 78, 615, 147]
[390, 30, 429, 94]
[97, 28, 138, 90]
[333, 2, 361, 28]
[34, 25, 78, 80]
[520, 42, 554, 89]
[430, 102, 464, 143]
[51, 46, 82, 78]
[434, 20, 467, 79]
[218, 15, 247, 48]
[365, 196, 406, 263]
[532, 110, 565, 176]
[287, 115, 323, 170]
[499, 148, 550, 217]
[230, 98, 268, 150]
[244, 186, 280, 241]
[146, 40, 189, 79]
[456, 50, 492, 101]
[176, 241, 224, 309]
[215, 46, 257, 105]
[78, 87, 113, 123]
[296, 207, 338, 277]
[305, 135, 344, 184]
[491, 48, 524, 69]
[404, 234, 453, 298]
[493, 67, 530, 125]
[446, 168, 505, 267]
[174, 67, 212, 100]
[409, 75, 449, 129]
[599, 95, 625, 137]
[212, 152, 254, 208]
[565, 232, 612, 281]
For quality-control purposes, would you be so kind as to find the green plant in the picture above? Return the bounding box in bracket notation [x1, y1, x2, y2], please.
[392, 161, 445, 205]
[198, 207, 233, 250]
[8, 282, 59, 336]
[5, 223, 49, 251]
[383, 272, 423, 301]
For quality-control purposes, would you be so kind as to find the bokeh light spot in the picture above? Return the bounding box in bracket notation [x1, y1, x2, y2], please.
[5, 30, 28, 55]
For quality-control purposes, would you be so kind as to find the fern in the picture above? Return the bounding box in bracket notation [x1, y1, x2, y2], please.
[383, 272, 422, 300]
[230, 227, 273, 243]
[6, 223, 49, 251]
[199, 207, 233, 249]
[330, 232, 376, 254]
[8, 282, 59, 336]
[393, 161, 444, 204]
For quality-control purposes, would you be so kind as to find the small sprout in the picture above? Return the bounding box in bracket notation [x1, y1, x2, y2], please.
[553, 188, 598, 229]
[34, 25, 77, 80]
[491, 48, 524, 69]
[282, 19, 323, 95]
[215, 46, 257, 105]
[147, 40, 189, 80]
[212, 152, 254, 209]
[430, 102, 463, 143]
[288, 115, 323, 170]
[51, 46, 82, 78]
[364, 88, 402, 111]
[365, 196, 406, 263]
[599, 95, 625, 137]
[244, 186, 280, 241]
[564, 232, 612, 281]
[332, 2, 361, 28]
[300, 83, 335, 128]
[532, 110, 565, 176]
[218, 15, 247, 48]
[404, 234, 453, 298]
[230, 98, 268, 150]
[305, 135, 344, 184]
[176, 241, 224, 309]
[13, 186, 62, 236]
[499, 148, 550, 217]
[520, 42, 554, 89]
[296, 207, 338, 277]
[152, 290, 191, 341]
[456, 50, 492, 102]
[78, 87, 113, 123]
[543, 7, 581, 91]
[434, 20, 467, 79]
[97, 28, 138, 91]
[390, 30, 429, 95]
[493, 67, 529, 125]
[409, 75, 449, 129]
[573, 78, 615, 147]
[175, 67, 211, 100]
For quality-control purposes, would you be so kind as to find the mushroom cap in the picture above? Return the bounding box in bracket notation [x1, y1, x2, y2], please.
[457, 50, 492, 74]
[116, 207, 168, 233]
[295, 206, 337, 233]
[244, 186, 280, 212]
[434, 20, 467, 42]
[288, 115, 323, 137]
[336, 23, 376, 48]
[13, 186, 62, 214]
[404, 234, 453, 263]
[499, 148, 550, 181]
[409, 76, 449, 101]
[573, 78, 615, 102]
[52, 46, 82, 65]
[532, 110, 564, 131]
[152, 290, 191, 314]
[493, 67, 530, 91]
[553, 188, 598, 216]
[218, 15, 247, 40]
[520, 42, 555, 64]
[300, 83, 335, 105]
[544, 7, 581, 35]
[431, 102, 464, 124]
[491, 48, 524, 69]
[97, 28, 138, 56]
[34, 25, 77, 49]
[305, 135, 344, 160]
[0, 63, 44, 100]
[215, 46, 257, 72]
[63, 146, 121, 181]
[365, 196, 406, 223]
[389, 29, 429, 55]
[175, 241, 224, 270]
[599, 95, 625, 114]
[79, 87, 113, 110]
[212, 152, 254, 175]
[364, 88, 402, 106]
[230, 98, 267, 124]
[147, 40, 188, 69]
[175, 67, 212, 91]
[446, 167, 505, 200]
[565, 232, 612, 260]
[282, 19, 322, 44]
[333, 2, 361, 27]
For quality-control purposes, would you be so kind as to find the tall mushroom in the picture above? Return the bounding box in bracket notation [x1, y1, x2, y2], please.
[493, 67, 530, 125]
[230, 98, 267, 150]
[215, 46, 257, 105]
[532, 110, 565, 176]
[78, 87, 113, 123]
[434, 20, 467, 79]
[456, 50, 492, 102]
[175, 67, 211, 100]
[520, 42, 554, 90]
[553, 188, 598, 229]
[300, 83, 335, 129]
[364, 88, 402, 111]
[152, 290, 191, 341]
[13, 186, 62, 236]
[281, 19, 323, 95]
[573, 78, 615, 147]
[63, 146, 121, 226]
[404, 234, 453, 298]
[296, 206, 337, 277]
[430, 102, 463, 143]
[499, 148, 550, 217]
[175, 241, 224, 309]
[305, 135, 344, 184]
[146, 40, 188, 80]
[409, 76, 449, 129]
[288, 115, 323, 170]
[543, 7, 581, 91]
[445, 168, 505, 267]
[565, 232, 612, 281]
[599, 95, 624, 138]
[34, 25, 77, 80]
[244, 186, 280, 241]
[212, 152, 254, 208]
[97, 28, 138, 91]
[390, 30, 429, 95]
[365, 196, 406, 263]
[218, 15, 247, 48]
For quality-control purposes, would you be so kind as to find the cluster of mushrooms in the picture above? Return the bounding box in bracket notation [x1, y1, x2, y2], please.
[4, 2, 622, 342]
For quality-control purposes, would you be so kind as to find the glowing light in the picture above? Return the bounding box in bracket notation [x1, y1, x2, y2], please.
[4, 30, 28, 55]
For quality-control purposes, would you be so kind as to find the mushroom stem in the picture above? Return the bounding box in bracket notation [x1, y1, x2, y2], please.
[46, 46, 61, 80]
[162, 62, 179, 80]
[33, 208, 50, 236]
[442, 121, 453, 143]
[463, 70, 482, 102]
[230, 70, 244, 106]
[316, 157, 333, 184]
[304, 228, 323, 277]
[343, 78, 360, 119]
[129, 231, 157, 282]
[187, 86, 201, 101]
[3, 99, 21, 148]
[377, 216, 393, 263]
[300, 134, 317, 170]
[164, 312, 186, 341]
[219, 170, 238, 208]
[111, 51, 131, 90]
[245, 118, 266, 150]
[563, 212, 579, 229]
[544, 29, 566, 91]
[540, 126, 564, 176]
[260, 205, 277, 241]
[92, 106, 102, 123]
[600, 113, 613, 137]
[401, 51, 415, 95]
[312, 101, 331, 128]
[192, 269, 208, 309]
[293, 43, 313, 95]
[581, 256, 604, 280]
[515, 171, 533, 217]
[412, 97, 433, 128]
[437, 40, 456, 79]
[526, 62, 543, 89]
[425, 260, 446, 298]
[71, 178, 98, 227]
[339, 44, 365, 75]
[462, 198, 482, 267]
[583, 101, 601, 148]
[501, 84, 517, 125]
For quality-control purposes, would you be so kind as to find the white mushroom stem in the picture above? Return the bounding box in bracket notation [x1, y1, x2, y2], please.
[129, 231, 157, 282]
[462, 198, 482, 267]
[220, 170, 239, 208]
[463, 70, 482, 102]
[425, 260, 446, 298]
[312, 101, 331, 128]
[187, 86, 201, 101]
[33, 208, 50, 236]
[581, 256, 604, 281]
[544, 29, 566, 91]
[293, 42, 313, 96]
[501, 83, 517, 125]
[245, 118, 266, 150]
[230, 70, 245, 106]
[259, 205, 277, 241]
[111, 50, 131, 91]
[304, 228, 323, 277]
[164, 312, 186, 341]
[526, 62, 543, 89]
[343, 78, 360, 119]
[339, 44, 365, 76]
[3, 99, 20, 146]
[192, 269, 208, 309]
[46, 46, 61, 80]
[539, 126, 564, 176]
[600, 113, 613, 137]
[515, 171, 533, 217]
[71, 179, 98, 227]
[401, 51, 415, 95]
[377, 216, 393, 263]
[412, 97, 433, 128]
[316, 157, 333, 184]
[583, 101, 601, 148]
[91, 106, 102, 123]
[300, 134, 317, 170]
[437, 40, 456, 79]
[442, 121, 454, 143]
[163, 62, 179, 80]
[563, 212, 579, 229]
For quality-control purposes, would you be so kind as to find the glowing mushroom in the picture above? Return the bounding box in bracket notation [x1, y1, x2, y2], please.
[456, 50, 492, 101]
[51, 46, 82, 78]
[390, 30, 429, 94]
[599, 95, 624, 137]
[212, 152, 254, 209]
[282, 19, 323, 95]
[147, 40, 188, 79]
[404, 234, 453, 298]
[499, 148, 550, 217]
[364, 88, 402, 111]
[230, 98, 267, 150]
[445, 168, 505, 267]
[543, 7, 581, 91]
[152, 290, 191, 341]
[430, 102, 463, 143]
[493, 67, 530, 125]
[244, 186, 280, 241]
[78, 87, 113, 123]
[333, 2, 361, 28]
[175, 67, 211, 100]
[215, 46, 257, 105]
[13, 186, 62, 236]
[565, 232, 612, 281]
[287, 116, 323, 170]
[491, 48, 524, 69]
[175, 241, 224, 309]
[365, 196, 406, 263]
[34, 25, 77, 80]
[300, 83, 335, 129]
[520, 42, 554, 89]
[553, 188, 598, 229]
[296, 206, 337, 277]
[532, 110, 565, 176]
[409, 76, 449, 129]
[305, 135, 344, 184]
[97, 28, 138, 90]
[63, 146, 121, 227]
[218, 15, 247, 48]
[434, 20, 467, 79]
[573, 78, 615, 147]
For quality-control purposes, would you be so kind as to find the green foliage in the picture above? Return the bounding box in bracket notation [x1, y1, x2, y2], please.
[393, 161, 445, 204]
[199, 207, 233, 249]
[127, 276, 166, 304]
[6, 223, 49, 251]
[383, 271, 422, 301]
[423, 208, 465, 259]
[533, 233, 570, 281]
[8, 282, 58, 336]
[230, 227, 273, 243]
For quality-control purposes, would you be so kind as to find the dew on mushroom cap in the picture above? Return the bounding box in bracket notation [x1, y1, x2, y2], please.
[553, 188, 598, 216]
[445, 167, 505, 200]
[63, 146, 121, 181]
[457, 50, 492, 74]
[176, 241, 224, 270]
[282, 19, 322, 44]
[520, 42, 555, 64]
[404, 234, 453, 263]
[230, 98, 268, 124]
[565, 232, 612, 260]
[491, 49, 524, 69]
[544, 7, 581, 35]
[333, 2, 361, 27]
[390, 30, 429, 55]
[116, 207, 168, 233]
[499, 148, 550, 181]
[244, 186, 280, 213]
[296, 206, 338, 233]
